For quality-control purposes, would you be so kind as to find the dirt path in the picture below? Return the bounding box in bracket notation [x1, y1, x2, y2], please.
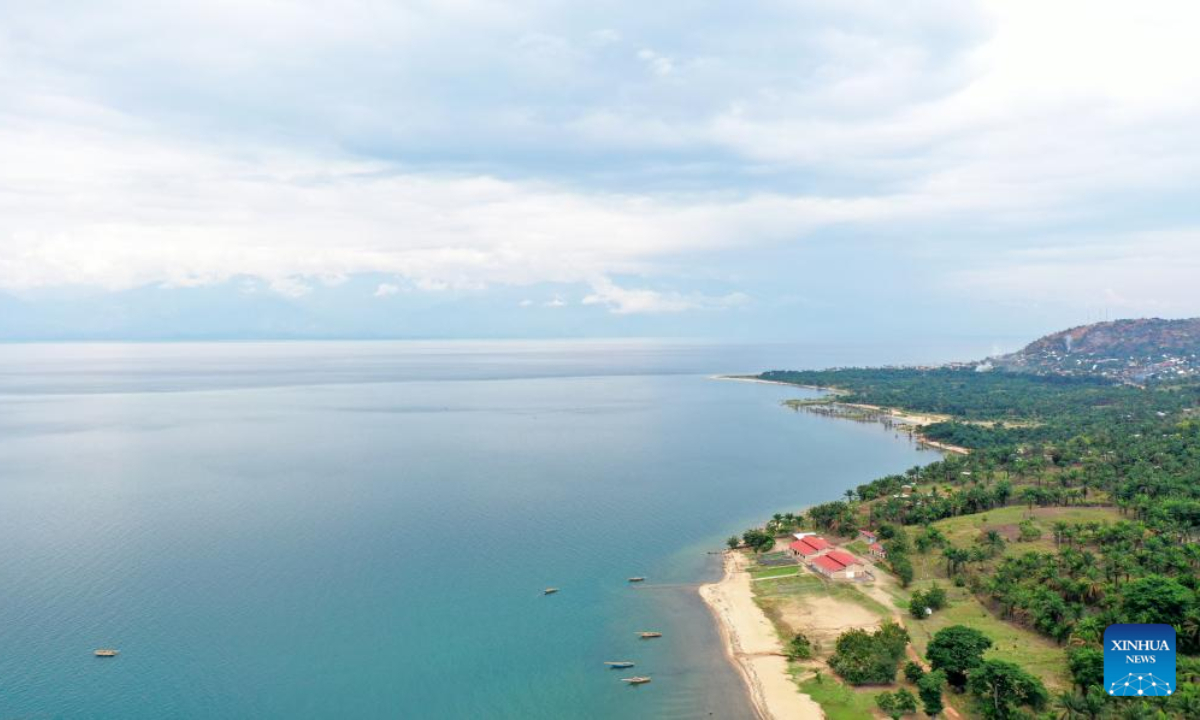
[856, 564, 964, 720]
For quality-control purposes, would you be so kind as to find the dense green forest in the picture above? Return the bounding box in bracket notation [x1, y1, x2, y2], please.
[755, 367, 1200, 718]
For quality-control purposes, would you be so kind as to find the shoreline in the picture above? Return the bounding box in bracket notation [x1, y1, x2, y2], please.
[714, 375, 969, 456]
[710, 375, 841, 394]
[699, 551, 824, 720]
[700, 372, 965, 719]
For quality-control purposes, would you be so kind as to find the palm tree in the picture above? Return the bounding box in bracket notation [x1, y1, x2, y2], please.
[1067, 616, 1104, 646]
[984, 530, 1004, 557]
[1114, 701, 1158, 720]
[1180, 607, 1200, 653]
[1055, 689, 1105, 720]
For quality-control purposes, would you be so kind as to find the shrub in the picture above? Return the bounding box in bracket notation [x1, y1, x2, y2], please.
[1066, 647, 1104, 691]
[968, 659, 1048, 719]
[876, 688, 918, 719]
[828, 622, 910, 685]
[891, 556, 914, 587]
[917, 669, 946, 717]
[787, 633, 813, 660]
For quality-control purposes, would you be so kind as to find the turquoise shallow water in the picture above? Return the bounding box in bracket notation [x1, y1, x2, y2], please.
[0, 341, 945, 718]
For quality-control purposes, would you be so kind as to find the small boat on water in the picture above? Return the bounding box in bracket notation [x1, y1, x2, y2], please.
[544, 588, 559, 595]
[94, 649, 118, 657]
[628, 577, 646, 583]
[638, 631, 662, 639]
[622, 676, 652, 685]
[605, 661, 635, 669]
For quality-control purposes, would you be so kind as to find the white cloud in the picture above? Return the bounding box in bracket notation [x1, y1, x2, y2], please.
[582, 278, 749, 315]
[374, 283, 401, 297]
[636, 49, 674, 77]
[945, 229, 1200, 313]
[0, 0, 1197, 320]
[591, 29, 621, 46]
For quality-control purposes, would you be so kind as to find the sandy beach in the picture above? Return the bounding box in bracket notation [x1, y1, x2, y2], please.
[699, 552, 824, 720]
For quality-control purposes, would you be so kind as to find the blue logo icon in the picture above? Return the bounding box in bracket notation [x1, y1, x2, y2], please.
[1104, 624, 1176, 697]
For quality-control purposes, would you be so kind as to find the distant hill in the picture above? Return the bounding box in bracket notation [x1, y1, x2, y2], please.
[991, 318, 1200, 382]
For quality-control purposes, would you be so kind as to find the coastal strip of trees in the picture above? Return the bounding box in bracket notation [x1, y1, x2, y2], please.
[737, 365, 1200, 717]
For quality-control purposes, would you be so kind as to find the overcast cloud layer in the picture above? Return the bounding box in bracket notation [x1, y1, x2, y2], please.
[1, 0, 1198, 341]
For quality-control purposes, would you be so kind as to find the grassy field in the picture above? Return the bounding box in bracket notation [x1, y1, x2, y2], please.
[888, 506, 1116, 689]
[844, 539, 870, 555]
[748, 564, 803, 580]
[753, 571, 892, 619]
[904, 581, 1068, 689]
[748, 559, 902, 715]
[744, 504, 1101, 712]
[927, 505, 1122, 558]
[796, 674, 886, 720]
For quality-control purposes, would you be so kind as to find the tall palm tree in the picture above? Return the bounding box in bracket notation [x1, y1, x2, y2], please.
[1055, 688, 1106, 720]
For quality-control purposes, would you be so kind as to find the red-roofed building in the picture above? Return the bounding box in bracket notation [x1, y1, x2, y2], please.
[809, 549, 867, 580]
[859, 529, 878, 544]
[825, 549, 858, 566]
[788, 535, 832, 558]
[869, 542, 887, 560]
[811, 555, 845, 577]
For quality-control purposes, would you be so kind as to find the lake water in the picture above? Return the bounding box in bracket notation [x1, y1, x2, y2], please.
[0, 341, 955, 718]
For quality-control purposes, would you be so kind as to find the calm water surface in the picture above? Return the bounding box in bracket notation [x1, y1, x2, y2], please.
[0, 341, 951, 718]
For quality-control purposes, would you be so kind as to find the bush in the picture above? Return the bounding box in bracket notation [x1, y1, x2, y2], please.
[828, 622, 910, 685]
[787, 633, 813, 660]
[917, 669, 946, 717]
[911, 584, 949, 618]
[925, 584, 948, 610]
[741, 528, 775, 552]
[891, 556, 914, 587]
[875, 688, 918, 719]
[1066, 647, 1104, 691]
[967, 659, 1048, 719]
[903, 661, 925, 683]
[909, 593, 931, 619]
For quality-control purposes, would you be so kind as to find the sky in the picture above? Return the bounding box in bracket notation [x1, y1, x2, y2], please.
[1, 0, 1198, 345]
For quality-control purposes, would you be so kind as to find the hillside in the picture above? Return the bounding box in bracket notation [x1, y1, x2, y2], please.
[991, 317, 1200, 382]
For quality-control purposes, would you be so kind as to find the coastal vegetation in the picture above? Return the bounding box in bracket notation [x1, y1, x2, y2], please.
[737, 354, 1200, 718]
[828, 621, 909, 685]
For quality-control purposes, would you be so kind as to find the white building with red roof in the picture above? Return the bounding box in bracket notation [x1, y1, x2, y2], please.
[788, 535, 832, 559]
[810, 549, 867, 580]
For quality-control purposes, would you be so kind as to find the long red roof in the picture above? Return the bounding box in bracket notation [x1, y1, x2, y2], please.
[789, 540, 815, 555]
[789, 536, 831, 556]
[812, 555, 845, 572]
[825, 550, 860, 567]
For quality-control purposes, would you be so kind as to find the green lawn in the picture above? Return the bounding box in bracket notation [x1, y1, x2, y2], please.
[754, 573, 892, 618]
[929, 505, 1121, 557]
[796, 673, 886, 720]
[893, 505, 1113, 690]
[749, 565, 802, 580]
[844, 539, 870, 555]
[904, 583, 1068, 689]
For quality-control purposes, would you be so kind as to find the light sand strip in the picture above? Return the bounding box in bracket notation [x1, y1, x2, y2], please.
[699, 551, 824, 720]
